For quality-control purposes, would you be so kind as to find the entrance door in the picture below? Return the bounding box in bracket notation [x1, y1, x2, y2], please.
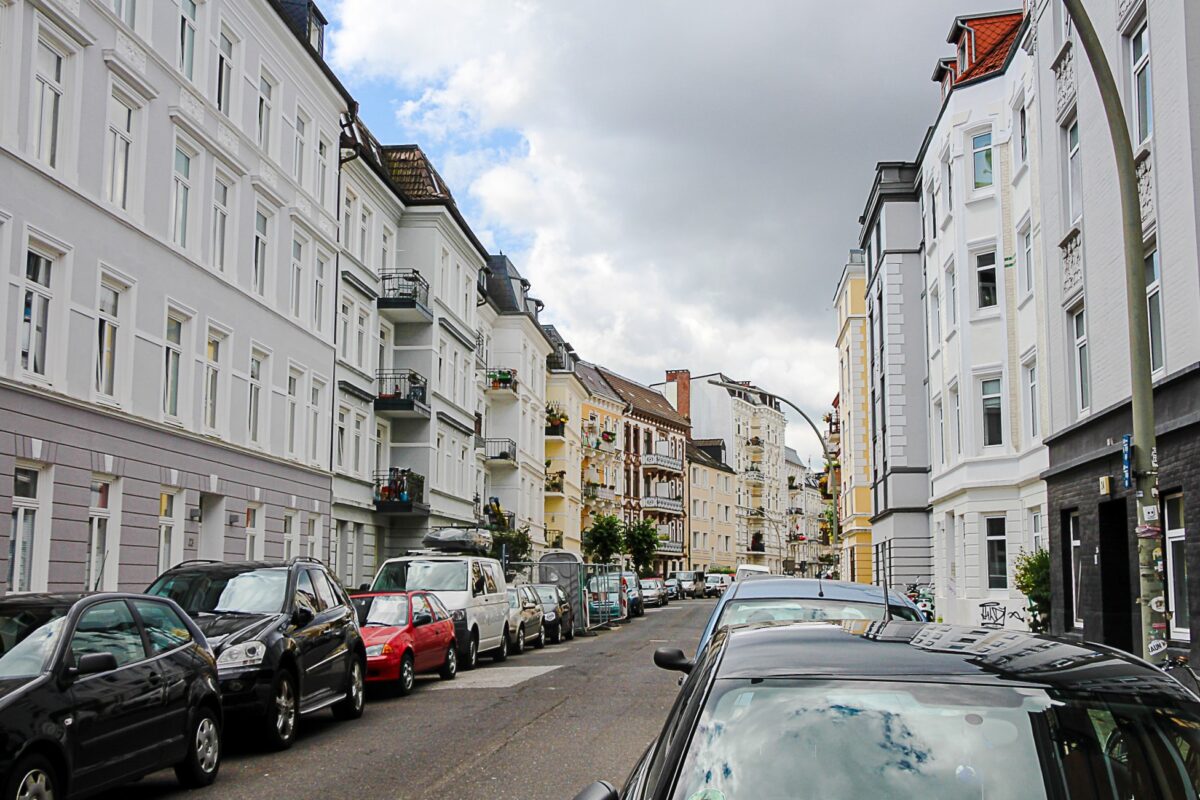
[1098, 499, 1135, 654]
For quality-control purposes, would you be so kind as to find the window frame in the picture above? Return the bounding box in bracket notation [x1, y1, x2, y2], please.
[1066, 119, 1082, 225]
[20, 248, 56, 378]
[203, 329, 225, 434]
[85, 476, 116, 592]
[211, 173, 232, 273]
[216, 28, 235, 117]
[170, 140, 196, 249]
[33, 37, 67, 170]
[1072, 306, 1090, 413]
[9, 464, 48, 593]
[1024, 358, 1039, 442]
[162, 312, 185, 420]
[256, 70, 275, 155]
[1144, 247, 1164, 375]
[980, 376, 1003, 449]
[1130, 20, 1152, 146]
[178, 0, 198, 82]
[974, 250, 998, 311]
[1164, 493, 1188, 640]
[252, 206, 270, 296]
[971, 130, 994, 191]
[94, 279, 122, 400]
[105, 90, 135, 211]
[985, 516, 1008, 590]
[157, 489, 183, 573]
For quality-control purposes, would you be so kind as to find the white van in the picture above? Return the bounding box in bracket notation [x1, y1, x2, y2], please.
[370, 555, 509, 669]
[735, 564, 771, 583]
[704, 573, 733, 596]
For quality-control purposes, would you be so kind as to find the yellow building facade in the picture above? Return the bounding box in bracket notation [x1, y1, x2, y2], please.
[834, 251, 873, 584]
[574, 363, 627, 538]
[686, 442, 737, 572]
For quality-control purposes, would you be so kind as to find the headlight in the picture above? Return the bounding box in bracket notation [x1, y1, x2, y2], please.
[544, 611, 556, 621]
[451, 609, 466, 622]
[366, 644, 387, 657]
[217, 641, 267, 670]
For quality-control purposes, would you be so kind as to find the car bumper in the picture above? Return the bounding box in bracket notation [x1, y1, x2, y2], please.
[216, 668, 274, 715]
[366, 654, 403, 683]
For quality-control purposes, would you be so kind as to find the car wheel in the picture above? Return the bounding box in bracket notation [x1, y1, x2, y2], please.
[493, 628, 510, 662]
[174, 705, 221, 788]
[565, 620, 575, 640]
[551, 622, 562, 644]
[533, 626, 546, 649]
[332, 658, 366, 720]
[262, 670, 298, 750]
[462, 631, 479, 671]
[395, 652, 415, 697]
[439, 645, 457, 680]
[515, 625, 526, 654]
[6, 754, 58, 800]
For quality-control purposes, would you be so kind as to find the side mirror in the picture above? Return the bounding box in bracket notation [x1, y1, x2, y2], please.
[75, 651, 118, 676]
[653, 647, 693, 674]
[413, 611, 433, 627]
[572, 781, 618, 800]
[292, 606, 315, 627]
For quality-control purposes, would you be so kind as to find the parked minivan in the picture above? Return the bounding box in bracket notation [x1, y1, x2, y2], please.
[735, 564, 771, 582]
[370, 555, 508, 670]
[705, 573, 733, 596]
[670, 571, 705, 599]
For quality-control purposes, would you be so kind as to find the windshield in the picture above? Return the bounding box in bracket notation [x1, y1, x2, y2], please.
[149, 567, 289, 615]
[674, 572, 696, 581]
[706, 576, 723, 584]
[352, 595, 409, 627]
[372, 560, 469, 592]
[535, 587, 558, 604]
[640, 580, 656, 589]
[589, 576, 620, 594]
[672, 680, 1200, 799]
[0, 607, 69, 679]
[717, 597, 922, 625]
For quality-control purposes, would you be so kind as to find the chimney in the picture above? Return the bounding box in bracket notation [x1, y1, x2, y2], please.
[665, 369, 691, 422]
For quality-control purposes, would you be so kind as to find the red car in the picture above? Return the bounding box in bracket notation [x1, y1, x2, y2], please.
[350, 591, 457, 695]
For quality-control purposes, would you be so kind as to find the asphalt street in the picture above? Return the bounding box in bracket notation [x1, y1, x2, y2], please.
[105, 598, 715, 800]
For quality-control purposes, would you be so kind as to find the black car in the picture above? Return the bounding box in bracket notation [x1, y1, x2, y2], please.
[575, 621, 1200, 799]
[147, 557, 365, 750]
[531, 583, 575, 643]
[0, 593, 222, 800]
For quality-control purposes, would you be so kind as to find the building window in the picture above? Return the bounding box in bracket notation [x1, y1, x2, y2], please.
[178, 0, 197, 80]
[358, 208, 371, 259]
[34, 41, 64, 168]
[313, 255, 326, 332]
[245, 505, 262, 560]
[981, 378, 1002, 447]
[247, 353, 263, 445]
[204, 333, 221, 431]
[9, 467, 42, 593]
[356, 311, 368, 369]
[163, 315, 183, 417]
[1131, 22, 1152, 146]
[290, 239, 304, 318]
[212, 177, 230, 272]
[283, 512, 298, 560]
[252, 210, 268, 295]
[1145, 248, 1164, 373]
[343, 190, 355, 242]
[158, 491, 177, 573]
[1165, 494, 1188, 640]
[336, 409, 346, 468]
[113, 0, 136, 27]
[86, 478, 113, 591]
[1017, 105, 1028, 165]
[1072, 307, 1090, 412]
[972, 132, 993, 189]
[94, 283, 120, 397]
[338, 301, 351, 360]
[306, 515, 320, 557]
[256, 73, 273, 152]
[171, 146, 192, 248]
[287, 372, 300, 457]
[1030, 508, 1043, 552]
[1020, 228, 1033, 295]
[930, 287, 941, 345]
[216, 31, 234, 116]
[317, 139, 330, 206]
[293, 114, 307, 185]
[985, 516, 1007, 589]
[309, 383, 322, 462]
[946, 266, 957, 326]
[105, 93, 133, 209]
[1069, 511, 1082, 626]
[1067, 121, 1082, 224]
[20, 251, 54, 376]
[1024, 360, 1039, 440]
[381, 228, 391, 271]
[976, 251, 997, 309]
[353, 415, 364, 475]
[934, 400, 945, 465]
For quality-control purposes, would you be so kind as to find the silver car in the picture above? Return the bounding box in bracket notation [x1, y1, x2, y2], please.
[639, 578, 667, 607]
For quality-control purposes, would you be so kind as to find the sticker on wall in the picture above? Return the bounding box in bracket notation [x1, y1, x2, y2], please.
[1148, 639, 1168, 656]
[1149, 595, 1167, 614]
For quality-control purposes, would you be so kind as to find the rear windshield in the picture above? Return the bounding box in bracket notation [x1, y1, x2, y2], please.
[0, 604, 70, 679]
[372, 560, 469, 592]
[352, 594, 408, 627]
[149, 567, 289, 615]
[717, 597, 923, 625]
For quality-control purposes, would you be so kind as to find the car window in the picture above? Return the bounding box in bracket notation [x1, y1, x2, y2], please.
[131, 600, 192, 655]
[507, 589, 519, 609]
[295, 570, 319, 615]
[717, 597, 922, 625]
[471, 561, 487, 596]
[310, 568, 338, 611]
[412, 595, 431, 620]
[428, 595, 450, 621]
[482, 562, 500, 594]
[557, 586, 567, 603]
[71, 600, 146, 668]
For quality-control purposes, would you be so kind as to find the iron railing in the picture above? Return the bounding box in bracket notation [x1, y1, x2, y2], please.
[372, 469, 426, 508]
[375, 369, 428, 403]
[484, 438, 518, 462]
[379, 270, 429, 307]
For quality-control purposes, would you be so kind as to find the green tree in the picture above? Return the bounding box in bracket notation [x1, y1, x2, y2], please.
[583, 514, 624, 565]
[490, 525, 532, 565]
[624, 518, 661, 577]
[1014, 549, 1051, 633]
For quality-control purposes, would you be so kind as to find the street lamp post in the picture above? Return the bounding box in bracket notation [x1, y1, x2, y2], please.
[1061, 0, 1164, 662]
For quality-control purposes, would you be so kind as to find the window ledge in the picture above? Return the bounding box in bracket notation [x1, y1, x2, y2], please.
[1018, 291, 1034, 311]
[1011, 161, 1029, 185]
[970, 308, 1003, 322]
[965, 189, 996, 207]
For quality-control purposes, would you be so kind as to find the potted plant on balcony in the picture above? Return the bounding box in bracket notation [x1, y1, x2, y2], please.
[600, 430, 615, 443]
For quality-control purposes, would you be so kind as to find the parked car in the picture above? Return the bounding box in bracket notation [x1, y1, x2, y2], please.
[349, 591, 457, 694]
[620, 572, 645, 618]
[371, 555, 508, 668]
[639, 578, 667, 607]
[670, 570, 705, 599]
[663, 578, 681, 600]
[704, 573, 732, 596]
[573, 621, 1200, 799]
[587, 575, 624, 623]
[147, 557, 365, 750]
[0, 592, 223, 800]
[505, 585, 546, 653]
[532, 583, 575, 642]
[695, 576, 923, 656]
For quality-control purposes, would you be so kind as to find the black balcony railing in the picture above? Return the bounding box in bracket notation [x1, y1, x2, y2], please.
[545, 422, 565, 437]
[485, 438, 518, 462]
[486, 509, 516, 531]
[379, 270, 429, 307]
[372, 469, 427, 513]
[750, 533, 765, 553]
[375, 369, 428, 403]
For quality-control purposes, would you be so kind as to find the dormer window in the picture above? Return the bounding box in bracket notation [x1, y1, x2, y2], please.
[308, 11, 324, 56]
[958, 41, 967, 72]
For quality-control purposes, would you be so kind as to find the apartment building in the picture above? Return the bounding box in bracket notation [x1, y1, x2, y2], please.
[833, 250, 873, 583]
[602, 368, 688, 576]
[658, 370, 789, 574]
[575, 361, 625, 536]
[1029, 0, 1200, 658]
[785, 447, 830, 575]
[0, 0, 347, 593]
[687, 441, 737, 572]
[922, 11, 1046, 627]
[543, 325, 586, 553]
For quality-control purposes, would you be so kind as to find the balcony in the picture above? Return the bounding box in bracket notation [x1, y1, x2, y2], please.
[484, 438, 518, 466]
[744, 468, 765, 485]
[485, 368, 519, 398]
[374, 370, 430, 419]
[378, 270, 432, 323]
[372, 470, 429, 515]
[545, 422, 566, 438]
[546, 529, 564, 549]
[745, 436, 764, 453]
[584, 483, 618, 506]
[486, 509, 516, 531]
[641, 495, 684, 514]
[641, 453, 683, 473]
[545, 472, 565, 495]
[656, 539, 683, 555]
[827, 418, 841, 445]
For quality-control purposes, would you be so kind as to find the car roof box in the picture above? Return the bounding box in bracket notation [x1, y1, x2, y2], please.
[421, 527, 493, 555]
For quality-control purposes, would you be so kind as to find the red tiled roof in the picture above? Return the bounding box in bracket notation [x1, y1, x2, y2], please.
[598, 368, 690, 430]
[955, 13, 1024, 84]
[380, 145, 454, 203]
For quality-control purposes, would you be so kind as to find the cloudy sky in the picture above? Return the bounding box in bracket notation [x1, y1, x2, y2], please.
[326, 0, 1005, 463]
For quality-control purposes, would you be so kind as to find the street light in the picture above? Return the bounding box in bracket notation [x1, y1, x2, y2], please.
[1061, 0, 1163, 662]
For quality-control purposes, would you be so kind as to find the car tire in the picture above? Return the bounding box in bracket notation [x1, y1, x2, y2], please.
[439, 645, 457, 680]
[332, 658, 366, 720]
[551, 622, 562, 644]
[174, 705, 221, 788]
[493, 628, 510, 662]
[515, 625, 526, 654]
[396, 652, 415, 697]
[5, 754, 59, 800]
[533, 627, 546, 649]
[263, 670, 299, 750]
[462, 631, 479, 671]
[565, 619, 575, 640]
